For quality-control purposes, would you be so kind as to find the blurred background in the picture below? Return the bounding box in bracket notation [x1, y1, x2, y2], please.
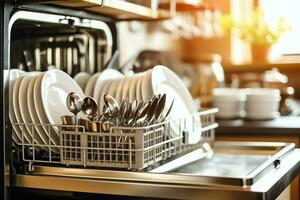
[117, 0, 300, 114]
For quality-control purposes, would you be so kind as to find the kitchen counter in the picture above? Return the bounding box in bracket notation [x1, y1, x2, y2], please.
[217, 116, 300, 135]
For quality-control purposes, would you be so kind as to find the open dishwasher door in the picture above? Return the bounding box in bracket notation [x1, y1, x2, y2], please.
[14, 141, 300, 200]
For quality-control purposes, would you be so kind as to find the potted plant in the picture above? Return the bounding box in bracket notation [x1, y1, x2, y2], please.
[221, 9, 291, 63]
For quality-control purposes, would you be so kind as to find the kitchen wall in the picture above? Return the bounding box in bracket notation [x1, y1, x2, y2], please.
[117, 0, 300, 99]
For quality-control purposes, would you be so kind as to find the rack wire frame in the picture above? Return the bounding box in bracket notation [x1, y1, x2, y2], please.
[13, 108, 218, 170]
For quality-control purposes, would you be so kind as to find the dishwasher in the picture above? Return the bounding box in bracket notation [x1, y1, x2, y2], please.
[1, 1, 300, 200]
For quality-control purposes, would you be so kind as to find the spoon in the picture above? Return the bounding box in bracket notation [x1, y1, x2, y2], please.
[66, 92, 82, 124]
[104, 94, 119, 117]
[133, 101, 151, 127]
[81, 97, 98, 121]
[98, 104, 110, 122]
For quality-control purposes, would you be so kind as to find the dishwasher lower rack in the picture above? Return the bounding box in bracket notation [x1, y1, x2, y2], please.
[13, 108, 218, 170]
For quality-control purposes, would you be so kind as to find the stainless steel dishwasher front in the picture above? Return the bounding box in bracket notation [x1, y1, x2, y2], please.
[14, 142, 300, 200]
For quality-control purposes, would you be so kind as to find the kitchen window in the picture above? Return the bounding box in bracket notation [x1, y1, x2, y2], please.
[260, 0, 300, 61]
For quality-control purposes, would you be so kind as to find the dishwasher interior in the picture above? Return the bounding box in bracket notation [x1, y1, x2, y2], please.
[9, 11, 114, 76]
[6, 8, 299, 200]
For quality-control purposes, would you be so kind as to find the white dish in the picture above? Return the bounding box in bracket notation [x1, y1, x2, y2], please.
[213, 88, 246, 119]
[41, 69, 85, 127]
[106, 78, 122, 99]
[84, 72, 100, 97]
[213, 88, 246, 101]
[115, 78, 127, 103]
[13, 74, 31, 143]
[151, 65, 201, 144]
[246, 112, 280, 120]
[9, 69, 25, 143]
[244, 88, 281, 102]
[27, 75, 51, 145]
[246, 101, 280, 114]
[93, 69, 123, 104]
[34, 73, 59, 146]
[19, 72, 45, 144]
[121, 76, 134, 101]
[135, 75, 143, 101]
[141, 70, 152, 101]
[129, 75, 141, 101]
[74, 72, 91, 91]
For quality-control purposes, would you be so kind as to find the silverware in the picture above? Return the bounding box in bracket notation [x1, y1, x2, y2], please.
[61, 115, 76, 130]
[160, 98, 174, 122]
[81, 97, 98, 121]
[123, 98, 132, 126]
[102, 121, 115, 132]
[66, 92, 82, 124]
[104, 94, 119, 116]
[95, 94, 170, 127]
[78, 118, 90, 132]
[133, 101, 151, 127]
[61, 115, 75, 125]
[91, 121, 101, 132]
[151, 94, 166, 124]
[118, 99, 127, 125]
[145, 95, 160, 125]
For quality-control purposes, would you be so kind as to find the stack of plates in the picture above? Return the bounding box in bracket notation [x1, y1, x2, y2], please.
[213, 88, 246, 119]
[9, 69, 84, 148]
[245, 88, 281, 120]
[90, 65, 201, 144]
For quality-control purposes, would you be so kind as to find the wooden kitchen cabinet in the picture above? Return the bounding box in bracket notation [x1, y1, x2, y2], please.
[216, 133, 300, 200]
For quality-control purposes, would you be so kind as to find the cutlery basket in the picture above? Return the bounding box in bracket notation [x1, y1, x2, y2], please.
[14, 108, 218, 170]
[60, 125, 168, 169]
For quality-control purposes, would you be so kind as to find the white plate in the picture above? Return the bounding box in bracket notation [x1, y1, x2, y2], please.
[151, 65, 201, 144]
[84, 72, 101, 97]
[74, 72, 91, 91]
[13, 74, 30, 143]
[141, 70, 152, 101]
[129, 75, 141, 101]
[27, 75, 51, 145]
[9, 69, 25, 143]
[135, 75, 143, 101]
[106, 79, 123, 99]
[19, 72, 45, 144]
[121, 76, 134, 101]
[41, 69, 85, 127]
[115, 78, 127, 103]
[93, 69, 123, 104]
[34, 73, 60, 146]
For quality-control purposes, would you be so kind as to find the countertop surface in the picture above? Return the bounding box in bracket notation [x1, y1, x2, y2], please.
[216, 100, 300, 135]
[217, 115, 300, 135]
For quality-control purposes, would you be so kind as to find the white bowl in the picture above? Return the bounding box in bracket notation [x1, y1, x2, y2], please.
[213, 88, 246, 102]
[246, 112, 280, 120]
[213, 88, 245, 119]
[245, 92, 280, 120]
[244, 88, 281, 102]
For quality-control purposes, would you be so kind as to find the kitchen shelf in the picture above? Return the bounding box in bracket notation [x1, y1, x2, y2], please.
[159, 2, 206, 12]
[16, 0, 172, 20]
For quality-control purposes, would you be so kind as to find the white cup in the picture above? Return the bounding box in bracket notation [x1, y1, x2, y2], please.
[213, 88, 246, 119]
